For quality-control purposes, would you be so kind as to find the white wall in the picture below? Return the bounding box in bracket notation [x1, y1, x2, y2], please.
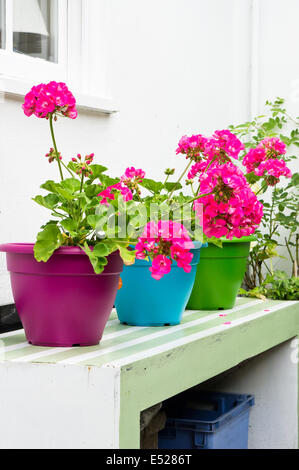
[0, 0, 298, 304]
[254, 0, 299, 274]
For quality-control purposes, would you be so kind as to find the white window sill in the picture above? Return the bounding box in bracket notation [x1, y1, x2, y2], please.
[0, 76, 119, 114]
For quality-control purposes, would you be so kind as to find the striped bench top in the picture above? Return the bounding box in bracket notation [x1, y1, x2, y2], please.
[0, 297, 298, 368]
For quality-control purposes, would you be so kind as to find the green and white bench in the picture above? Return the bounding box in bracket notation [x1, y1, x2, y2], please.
[0, 297, 298, 448]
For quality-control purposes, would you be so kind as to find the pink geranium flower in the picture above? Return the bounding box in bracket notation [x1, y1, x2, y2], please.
[243, 137, 291, 185]
[120, 167, 145, 196]
[149, 255, 172, 280]
[193, 162, 263, 239]
[176, 134, 208, 161]
[97, 183, 133, 205]
[255, 158, 292, 185]
[22, 81, 78, 120]
[121, 167, 145, 183]
[204, 130, 244, 162]
[136, 220, 194, 279]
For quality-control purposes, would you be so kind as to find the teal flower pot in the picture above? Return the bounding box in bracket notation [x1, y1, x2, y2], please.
[115, 241, 206, 326]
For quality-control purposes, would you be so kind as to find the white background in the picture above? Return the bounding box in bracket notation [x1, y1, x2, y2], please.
[0, 0, 298, 305]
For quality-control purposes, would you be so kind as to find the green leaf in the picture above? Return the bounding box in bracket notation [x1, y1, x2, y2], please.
[61, 218, 77, 233]
[83, 243, 108, 274]
[88, 164, 108, 179]
[87, 212, 108, 230]
[164, 182, 182, 192]
[60, 178, 81, 193]
[92, 243, 112, 257]
[207, 236, 223, 248]
[32, 194, 60, 210]
[140, 178, 164, 194]
[55, 186, 74, 201]
[40, 180, 74, 201]
[85, 184, 101, 198]
[116, 244, 136, 265]
[34, 224, 63, 262]
[99, 174, 120, 187]
[40, 180, 59, 193]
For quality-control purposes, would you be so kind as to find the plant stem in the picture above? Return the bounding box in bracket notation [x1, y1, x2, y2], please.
[166, 160, 192, 201]
[285, 112, 299, 126]
[255, 187, 264, 196]
[80, 173, 84, 193]
[61, 160, 76, 177]
[163, 174, 169, 185]
[49, 115, 64, 181]
[263, 262, 272, 276]
[159, 191, 213, 222]
[296, 234, 299, 275]
[195, 155, 217, 196]
[285, 236, 294, 264]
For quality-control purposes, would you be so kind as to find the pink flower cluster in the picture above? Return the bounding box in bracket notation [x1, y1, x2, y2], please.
[255, 159, 292, 185]
[187, 161, 207, 180]
[243, 137, 291, 185]
[136, 221, 194, 280]
[194, 162, 263, 239]
[176, 134, 208, 161]
[121, 167, 145, 195]
[97, 183, 133, 206]
[204, 130, 244, 162]
[98, 166, 146, 205]
[22, 81, 77, 119]
[176, 130, 244, 165]
[261, 137, 286, 156]
[121, 167, 145, 184]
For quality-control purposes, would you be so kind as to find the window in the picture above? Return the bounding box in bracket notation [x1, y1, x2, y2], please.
[13, 0, 58, 63]
[0, 0, 67, 84]
[0, 0, 117, 113]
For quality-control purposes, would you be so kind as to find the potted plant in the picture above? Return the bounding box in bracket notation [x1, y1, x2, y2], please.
[105, 167, 208, 326]
[0, 82, 137, 347]
[184, 127, 292, 310]
[230, 98, 298, 302]
[115, 130, 264, 323]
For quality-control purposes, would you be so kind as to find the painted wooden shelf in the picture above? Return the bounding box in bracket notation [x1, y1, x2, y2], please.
[0, 297, 298, 449]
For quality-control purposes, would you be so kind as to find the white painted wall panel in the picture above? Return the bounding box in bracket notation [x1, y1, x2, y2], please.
[0, 362, 120, 449]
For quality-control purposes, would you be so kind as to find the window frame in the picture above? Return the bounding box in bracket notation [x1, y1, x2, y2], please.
[0, 0, 68, 82]
[0, 0, 117, 114]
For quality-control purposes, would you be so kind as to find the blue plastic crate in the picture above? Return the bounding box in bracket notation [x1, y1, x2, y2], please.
[158, 391, 254, 449]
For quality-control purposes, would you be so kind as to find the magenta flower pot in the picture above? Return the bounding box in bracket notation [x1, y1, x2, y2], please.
[0, 244, 123, 347]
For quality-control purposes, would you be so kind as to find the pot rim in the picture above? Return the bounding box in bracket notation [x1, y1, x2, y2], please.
[0, 243, 91, 256]
[129, 240, 207, 250]
[217, 235, 257, 244]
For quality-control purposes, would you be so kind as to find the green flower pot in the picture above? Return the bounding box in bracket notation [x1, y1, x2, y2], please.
[187, 236, 256, 310]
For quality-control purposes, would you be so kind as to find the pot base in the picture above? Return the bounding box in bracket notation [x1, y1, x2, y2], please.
[28, 340, 100, 347]
[121, 321, 179, 327]
[191, 303, 236, 311]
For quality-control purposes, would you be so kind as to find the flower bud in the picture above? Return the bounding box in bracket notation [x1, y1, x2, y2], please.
[164, 168, 175, 176]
